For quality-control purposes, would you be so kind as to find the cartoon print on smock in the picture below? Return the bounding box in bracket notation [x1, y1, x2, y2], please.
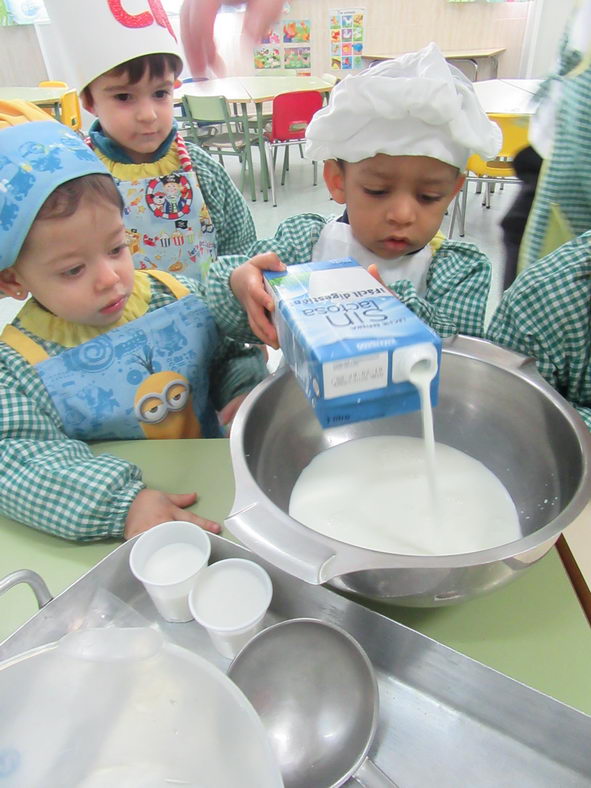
[33, 296, 222, 442]
[115, 135, 217, 283]
[0, 132, 87, 233]
[133, 352, 202, 439]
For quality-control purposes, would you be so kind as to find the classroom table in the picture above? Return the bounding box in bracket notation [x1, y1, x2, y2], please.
[175, 75, 334, 202]
[362, 48, 506, 80]
[501, 78, 543, 95]
[1, 438, 590, 715]
[0, 86, 66, 121]
[473, 78, 542, 116]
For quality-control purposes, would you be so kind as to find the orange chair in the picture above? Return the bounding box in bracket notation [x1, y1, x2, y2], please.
[60, 89, 83, 134]
[37, 81, 69, 118]
[449, 113, 530, 237]
[264, 90, 324, 206]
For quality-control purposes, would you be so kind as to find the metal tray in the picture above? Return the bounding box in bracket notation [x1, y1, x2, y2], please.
[1, 534, 590, 787]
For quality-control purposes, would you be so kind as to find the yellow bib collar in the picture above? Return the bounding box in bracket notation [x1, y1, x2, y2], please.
[18, 271, 151, 348]
[93, 143, 182, 181]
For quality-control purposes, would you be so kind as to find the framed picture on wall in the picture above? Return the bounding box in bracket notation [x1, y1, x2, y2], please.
[254, 45, 281, 69]
[284, 45, 311, 70]
[255, 16, 313, 74]
[329, 8, 366, 70]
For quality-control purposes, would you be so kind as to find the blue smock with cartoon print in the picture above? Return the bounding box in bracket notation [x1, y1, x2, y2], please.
[2, 274, 222, 442]
[89, 133, 217, 284]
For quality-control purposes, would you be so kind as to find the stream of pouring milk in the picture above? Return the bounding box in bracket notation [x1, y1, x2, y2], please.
[289, 361, 521, 556]
[410, 361, 438, 507]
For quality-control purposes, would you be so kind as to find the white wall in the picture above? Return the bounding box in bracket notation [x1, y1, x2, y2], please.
[0, 24, 47, 85]
[2, 0, 579, 91]
[520, 0, 576, 77]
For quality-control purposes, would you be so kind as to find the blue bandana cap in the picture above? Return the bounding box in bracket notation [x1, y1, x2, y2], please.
[0, 120, 109, 270]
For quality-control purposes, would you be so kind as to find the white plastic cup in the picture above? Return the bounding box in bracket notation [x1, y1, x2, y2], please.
[129, 521, 211, 622]
[188, 558, 273, 659]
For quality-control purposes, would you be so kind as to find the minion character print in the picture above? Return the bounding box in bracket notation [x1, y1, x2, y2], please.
[133, 349, 202, 439]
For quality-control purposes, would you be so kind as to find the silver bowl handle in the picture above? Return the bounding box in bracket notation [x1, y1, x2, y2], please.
[226, 498, 411, 583]
[226, 502, 338, 584]
[0, 569, 53, 609]
[444, 334, 534, 371]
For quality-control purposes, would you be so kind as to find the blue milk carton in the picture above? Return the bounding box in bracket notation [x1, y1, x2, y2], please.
[264, 258, 442, 429]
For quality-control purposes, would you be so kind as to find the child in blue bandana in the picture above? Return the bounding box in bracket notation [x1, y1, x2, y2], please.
[0, 103, 266, 542]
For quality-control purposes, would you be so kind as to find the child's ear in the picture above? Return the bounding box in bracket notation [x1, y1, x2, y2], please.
[323, 160, 346, 204]
[80, 90, 96, 115]
[0, 268, 28, 300]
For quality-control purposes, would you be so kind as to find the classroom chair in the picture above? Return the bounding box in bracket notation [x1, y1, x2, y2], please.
[182, 94, 258, 200]
[449, 113, 530, 238]
[37, 81, 68, 118]
[59, 89, 83, 134]
[175, 77, 210, 137]
[264, 90, 324, 207]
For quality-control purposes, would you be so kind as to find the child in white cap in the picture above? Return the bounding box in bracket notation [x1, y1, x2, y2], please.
[207, 43, 502, 345]
[0, 103, 267, 542]
[43, 0, 256, 284]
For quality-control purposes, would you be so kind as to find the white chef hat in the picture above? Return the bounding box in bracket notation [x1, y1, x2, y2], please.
[305, 42, 502, 169]
[43, 0, 182, 92]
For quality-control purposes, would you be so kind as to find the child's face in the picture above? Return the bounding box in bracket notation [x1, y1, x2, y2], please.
[3, 194, 135, 328]
[324, 155, 464, 259]
[83, 67, 176, 164]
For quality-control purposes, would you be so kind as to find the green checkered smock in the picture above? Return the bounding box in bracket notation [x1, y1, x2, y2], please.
[207, 213, 492, 340]
[487, 230, 591, 430]
[186, 141, 257, 256]
[0, 275, 266, 541]
[519, 28, 591, 269]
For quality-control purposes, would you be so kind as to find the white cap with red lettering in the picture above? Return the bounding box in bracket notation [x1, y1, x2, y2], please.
[43, 0, 182, 92]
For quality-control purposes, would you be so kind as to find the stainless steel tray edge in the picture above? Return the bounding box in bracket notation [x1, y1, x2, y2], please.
[2, 534, 590, 787]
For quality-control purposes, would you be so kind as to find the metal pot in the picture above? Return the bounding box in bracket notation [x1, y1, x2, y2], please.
[226, 336, 591, 606]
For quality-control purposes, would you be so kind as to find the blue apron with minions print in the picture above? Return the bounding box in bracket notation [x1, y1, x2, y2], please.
[2, 272, 222, 442]
[91, 134, 217, 285]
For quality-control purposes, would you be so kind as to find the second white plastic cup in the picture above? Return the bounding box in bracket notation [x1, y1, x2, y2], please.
[129, 521, 211, 622]
[188, 558, 273, 658]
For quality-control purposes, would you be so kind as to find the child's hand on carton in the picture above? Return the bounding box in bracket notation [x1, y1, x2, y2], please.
[230, 252, 285, 348]
[124, 489, 221, 540]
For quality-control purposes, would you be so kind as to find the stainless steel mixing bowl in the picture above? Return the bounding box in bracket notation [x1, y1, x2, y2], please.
[225, 336, 591, 606]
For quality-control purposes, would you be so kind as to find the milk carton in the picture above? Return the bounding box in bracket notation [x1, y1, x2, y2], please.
[264, 258, 442, 428]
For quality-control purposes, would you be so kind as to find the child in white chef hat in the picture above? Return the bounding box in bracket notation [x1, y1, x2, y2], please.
[43, 0, 256, 284]
[207, 43, 503, 345]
